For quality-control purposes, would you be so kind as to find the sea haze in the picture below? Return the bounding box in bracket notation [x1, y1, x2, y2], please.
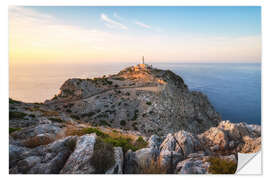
[9, 63, 261, 125]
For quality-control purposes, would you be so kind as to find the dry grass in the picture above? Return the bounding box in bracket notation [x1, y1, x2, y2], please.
[140, 159, 166, 174]
[23, 135, 54, 148]
[208, 157, 237, 174]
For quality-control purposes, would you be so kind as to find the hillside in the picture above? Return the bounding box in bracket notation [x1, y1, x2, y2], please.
[44, 64, 221, 136]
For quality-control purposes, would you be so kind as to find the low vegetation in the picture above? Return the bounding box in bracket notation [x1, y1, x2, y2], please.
[146, 101, 152, 105]
[9, 127, 21, 134]
[23, 135, 54, 148]
[9, 111, 27, 119]
[66, 127, 147, 152]
[120, 120, 126, 126]
[49, 117, 63, 123]
[9, 98, 21, 104]
[140, 159, 166, 174]
[134, 136, 148, 150]
[208, 157, 237, 174]
[91, 137, 115, 173]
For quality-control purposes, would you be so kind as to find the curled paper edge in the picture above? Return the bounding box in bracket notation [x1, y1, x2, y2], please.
[236, 151, 262, 174]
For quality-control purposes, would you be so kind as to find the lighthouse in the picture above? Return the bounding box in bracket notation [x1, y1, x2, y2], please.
[142, 56, 145, 64]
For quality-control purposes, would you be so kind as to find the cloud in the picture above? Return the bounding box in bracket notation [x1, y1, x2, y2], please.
[113, 12, 124, 21]
[101, 13, 128, 30]
[135, 21, 151, 29]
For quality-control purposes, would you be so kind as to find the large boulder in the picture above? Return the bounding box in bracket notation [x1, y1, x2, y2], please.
[175, 152, 210, 174]
[176, 158, 210, 174]
[60, 134, 96, 174]
[106, 147, 124, 174]
[174, 131, 202, 157]
[198, 127, 229, 152]
[147, 135, 162, 149]
[124, 147, 160, 174]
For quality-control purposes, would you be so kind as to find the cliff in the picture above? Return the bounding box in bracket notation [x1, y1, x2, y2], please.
[45, 64, 221, 136]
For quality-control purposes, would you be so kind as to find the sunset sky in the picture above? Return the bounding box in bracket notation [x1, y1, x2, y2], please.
[9, 6, 261, 65]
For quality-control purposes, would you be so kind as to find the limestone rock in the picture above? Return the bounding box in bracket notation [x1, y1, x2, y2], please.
[9, 136, 77, 174]
[106, 147, 124, 174]
[60, 134, 96, 174]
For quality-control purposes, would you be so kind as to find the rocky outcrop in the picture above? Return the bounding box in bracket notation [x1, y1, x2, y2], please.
[9, 136, 77, 174]
[43, 64, 221, 136]
[198, 120, 261, 154]
[60, 134, 97, 174]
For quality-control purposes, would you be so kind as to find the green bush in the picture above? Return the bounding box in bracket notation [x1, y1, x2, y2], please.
[9, 111, 27, 119]
[131, 109, 139, 121]
[100, 120, 111, 127]
[9, 127, 21, 134]
[81, 111, 96, 118]
[91, 138, 115, 173]
[208, 157, 237, 174]
[71, 115, 80, 120]
[146, 101, 152, 105]
[120, 120, 126, 126]
[134, 136, 148, 149]
[9, 98, 21, 104]
[49, 117, 63, 123]
[81, 128, 109, 138]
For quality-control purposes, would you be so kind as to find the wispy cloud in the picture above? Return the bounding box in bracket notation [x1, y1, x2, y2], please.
[113, 12, 124, 21]
[135, 21, 151, 29]
[101, 13, 128, 30]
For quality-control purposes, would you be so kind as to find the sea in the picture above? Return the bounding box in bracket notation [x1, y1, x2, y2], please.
[9, 62, 261, 125]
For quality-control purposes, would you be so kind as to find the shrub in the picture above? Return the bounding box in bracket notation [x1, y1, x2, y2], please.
[100, 120, 111, 127]
[120, 120, 126, 126]
[81, 111, 95, 118]
[49, 117, 63, 123]
[9, 98, 21, 104]
[72, 127, 109, 138]
[9, 111, 27, 119]
[134, 136, 148, 149]
[71, 115, 80, 120]
[103, 136, 136, 152]
[131, 109, 139, 121]
[208, 157, 237, 174]
[146, 101, 152, 105]
[29, 114, 36, 118]
[132, 122, 138, 130]
[91, 137, 115, 173]
[66, 109, 72, 113]
[9, 127, 21, 134]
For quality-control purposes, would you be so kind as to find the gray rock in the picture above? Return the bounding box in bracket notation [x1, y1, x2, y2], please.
[106, 147, 124, 174]
[60, 134, 96, 174]
[147, 135, 162, 149]
[158, 150, 183, 173]
[124, 150, 139, 174]
[176, 158, 209, 174]
[174, 130, 202, 157]
[10, 136, 77, 174]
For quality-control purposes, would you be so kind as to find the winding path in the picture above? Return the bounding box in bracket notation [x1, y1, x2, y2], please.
[45, 84, 164, 106]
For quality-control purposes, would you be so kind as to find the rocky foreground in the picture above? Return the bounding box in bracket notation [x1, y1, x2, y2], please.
[9, 64, 261, 174]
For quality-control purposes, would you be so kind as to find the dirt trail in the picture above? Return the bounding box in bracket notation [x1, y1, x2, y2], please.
[46, 85, 163, 106]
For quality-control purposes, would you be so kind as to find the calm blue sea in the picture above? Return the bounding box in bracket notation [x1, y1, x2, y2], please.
[10, 63, 261, 125]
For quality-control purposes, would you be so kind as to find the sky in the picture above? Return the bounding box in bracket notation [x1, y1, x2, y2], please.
[9, 6, 261, 65]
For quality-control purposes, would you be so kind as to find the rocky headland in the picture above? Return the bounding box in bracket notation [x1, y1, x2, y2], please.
[9, 64, 261, 174]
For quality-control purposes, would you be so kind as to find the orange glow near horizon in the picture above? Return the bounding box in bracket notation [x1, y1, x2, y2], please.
[9, 7, 261, 65]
